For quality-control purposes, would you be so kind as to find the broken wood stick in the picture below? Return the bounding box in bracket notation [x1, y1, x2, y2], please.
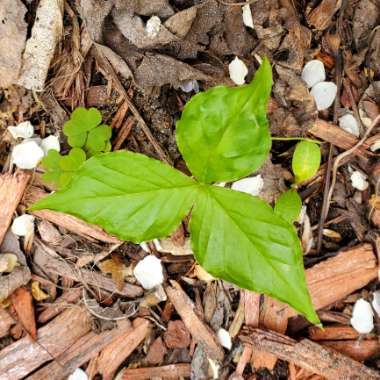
[166, 281, 224, 361]
[120, 364, 191, 380]
[322, 339, 380, 362]
[309, 325, 361, 341]
[0, 171, 30, 245]
[95, 318, 151, 380]
[0, 306, 91, 379]
[26, 320, 134, 380]
[240, 329, 380, 380]
[25, 186, 121, 244]
[309, 119, 370, 154]
[33, 243, 143, 298]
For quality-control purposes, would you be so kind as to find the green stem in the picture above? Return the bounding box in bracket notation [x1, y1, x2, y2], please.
[271, 137, 322, 144]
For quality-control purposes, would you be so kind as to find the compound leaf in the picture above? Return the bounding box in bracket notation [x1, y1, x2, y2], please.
[190, 185, 319, 324]
[176, 58, 272, 184]
[32, 151, 198, 242]
[292, 141, 321, 184]
[274, 189, 302, 224]
[85, 124, 112, 156]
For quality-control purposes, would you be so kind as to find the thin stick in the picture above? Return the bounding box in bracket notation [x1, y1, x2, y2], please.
[324, 114, 380, 224]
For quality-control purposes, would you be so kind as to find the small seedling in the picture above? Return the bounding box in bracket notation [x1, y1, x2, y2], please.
[292, 140, 321, 184]
[32, 58, 319, 324]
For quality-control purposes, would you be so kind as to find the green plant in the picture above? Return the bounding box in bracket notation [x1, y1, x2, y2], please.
[32, 59, 319, 324]
[292, 141, 321, 184]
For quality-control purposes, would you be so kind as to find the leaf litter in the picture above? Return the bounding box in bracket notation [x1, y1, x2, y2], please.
[0, 0, 380, 379]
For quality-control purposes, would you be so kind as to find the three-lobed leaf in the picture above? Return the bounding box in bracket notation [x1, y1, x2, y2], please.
[33, 151, 198, 242]
[292, 141, 321, 184]
[190, 185, 318, 324]
[274, 189, 302, 224]
[63, 107, 112, 156]
[176, 57, 272, 183]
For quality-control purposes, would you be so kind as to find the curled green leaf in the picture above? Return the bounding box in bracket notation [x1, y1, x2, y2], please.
[292, 141, 321, 183]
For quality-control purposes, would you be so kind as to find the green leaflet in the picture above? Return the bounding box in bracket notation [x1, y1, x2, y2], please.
[176, 58, 272, 183]
[41, 148, 86, 189]
[292, 141, 321, 184]
[190, 186, 319, 324]
[274, 189, 302, 224]
[63, 107, 112, 156]
[32, 151, 198, 242]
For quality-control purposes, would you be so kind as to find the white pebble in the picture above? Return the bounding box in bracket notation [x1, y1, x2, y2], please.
[338, 114, 359, 137]
[229, 57, 248, 85]
[350, 299, 374, 334]
[242, 4, 254, 29]
[11, 214, 35, 237]
[146, 16, 161, 38]
[68, 368, 89, 380]
[310, 82, 337, 110]
[41, 135, 60, 154]
[231, 175, 264, 196]
[7, 121, 34, 139]
[11, 141, 44, 169]
[179, 79, 199, 93]
[350, 171, 369, 191]
[217, 328, 232, 350]
[372, 291, 380, 318]
[133, 255, 164, 289]
[301, 60, 326, 88]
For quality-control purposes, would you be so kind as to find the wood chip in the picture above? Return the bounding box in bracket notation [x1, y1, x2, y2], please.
[163, 320, 191, 349]
[33, 242, 143, 298]
[309, 325, 360, 341]
[0, 306, 91, 379]
[240, 329, 380, 380]
[27, 320, 133, 380]
[94, 318, 151, 380]
[0, 308, 15, 339]
[119, 363, 191, 380]
[0, 266, 31, 301]
[0, 171, 30, 246]
[147, 336, 168, 365]
[25, 186, 121, 244]
[166, 281, 224, 361]
[10, 286, 36, 340]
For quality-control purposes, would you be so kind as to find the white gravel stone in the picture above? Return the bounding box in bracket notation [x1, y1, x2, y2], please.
[301, 60, 326, 88]
[217, 328, 232, 350]
[350, 171, 369, 191]
[11, 214, 35, 237]
[7, 121, 34, 139]
[242, 4, 254, 29]
[338, 114, 360, 137]
[231, 175, 264, 196]
[228, 56, 248, 85]
[310, 81, 337, 110]
[41, 135, 60, 154]
[133, 255, 164, 289]
[350, 299, 374, 334]
[11, 140, 44, 169]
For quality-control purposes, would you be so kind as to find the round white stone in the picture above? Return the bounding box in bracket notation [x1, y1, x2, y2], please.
[133, 255, 164, 289]
[310, 81, 337, 110]
[228, 57, 248, 85]
[11, 141, 44, 169]
[301, 60, 326, 88]
[11, 214, 35, 237]
[7, 121, 34, 139]
[231, 175, 264, 196]
[217, 328, 232, 350]
[41, 135, 60, 155]
[338, 114, 359, 137]
[350, 299, 374, 334]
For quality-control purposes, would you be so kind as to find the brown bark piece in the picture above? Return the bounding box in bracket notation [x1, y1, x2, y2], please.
[307, 0, 341, 30]
[25, 186, 121, 244]
[120, 363, 191, 380]
[33, 243, 142, 298]
[147, 336, 168, 365]
[309, 119, 370, 155]
[10, 287, 36, 340]
[27, 320, 132, 380]
[166, 281, 224, 361]
[164, 320, 191, 349]
[38, 287, 82, 323]
[0, 306, 91, 379]
[0, 266, 31, 301]
[309, 325, 360, 341]
[322, 339, 380, 362]
[95, 318, 151, 380]
[240, 329, 380, 380]
[0, 171, 30, 246]
[244, 291, 260, 327]
[0, 309, 15, 338]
